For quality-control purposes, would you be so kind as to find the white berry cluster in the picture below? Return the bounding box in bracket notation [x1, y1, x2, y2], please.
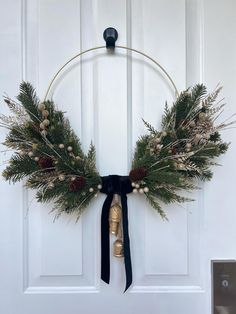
[131, 182, 149, 194]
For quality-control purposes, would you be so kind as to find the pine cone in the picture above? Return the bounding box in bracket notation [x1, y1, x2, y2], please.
[69, 176, 86, 192]
[129, 167, 147, 182]
[38, 156, 54, 171]
[171, 146, 177, 154]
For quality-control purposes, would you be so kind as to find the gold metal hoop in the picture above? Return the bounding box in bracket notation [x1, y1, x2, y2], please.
[43, 45, 179, 102]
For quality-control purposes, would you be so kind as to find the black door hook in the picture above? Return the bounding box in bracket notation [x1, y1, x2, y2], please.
[103, 27, 118, 49]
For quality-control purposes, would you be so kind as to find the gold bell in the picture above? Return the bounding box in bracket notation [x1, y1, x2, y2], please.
[113, 239, 124, 257]
[109, 204, 121, 235]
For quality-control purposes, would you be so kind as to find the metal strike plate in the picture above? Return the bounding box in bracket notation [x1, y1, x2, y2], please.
[212, 260, 236, 314]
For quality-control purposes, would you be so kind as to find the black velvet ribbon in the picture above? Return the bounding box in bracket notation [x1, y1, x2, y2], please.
[100, 175, 133, 292]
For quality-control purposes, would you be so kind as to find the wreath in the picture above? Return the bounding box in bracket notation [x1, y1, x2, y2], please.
[0, 82, 233, 291]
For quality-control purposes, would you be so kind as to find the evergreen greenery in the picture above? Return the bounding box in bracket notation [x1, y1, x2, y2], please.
[0, 82, 234, 220]
[130, 84, 233, 219]
[1, 82, 101, 220]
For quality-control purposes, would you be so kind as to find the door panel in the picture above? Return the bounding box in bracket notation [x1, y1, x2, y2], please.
[1, 1, 236, 313]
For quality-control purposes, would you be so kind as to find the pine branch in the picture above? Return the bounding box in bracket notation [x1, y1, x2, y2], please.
[17, 82, 40, 121]
[3, 154, 39, 183]
[145, 193, 168, 220]
[142, 119, 158, 135]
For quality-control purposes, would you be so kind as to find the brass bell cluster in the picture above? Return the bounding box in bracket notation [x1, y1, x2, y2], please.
[109, 195, 124, 258]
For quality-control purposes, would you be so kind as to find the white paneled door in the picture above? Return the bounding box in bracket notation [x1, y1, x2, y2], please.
[1, 1, 236, 313]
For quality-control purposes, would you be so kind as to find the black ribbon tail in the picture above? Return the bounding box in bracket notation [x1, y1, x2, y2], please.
[120, 192, 132, 292]
[100, 175, 133, 292]
[101, 193, 113, 284]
